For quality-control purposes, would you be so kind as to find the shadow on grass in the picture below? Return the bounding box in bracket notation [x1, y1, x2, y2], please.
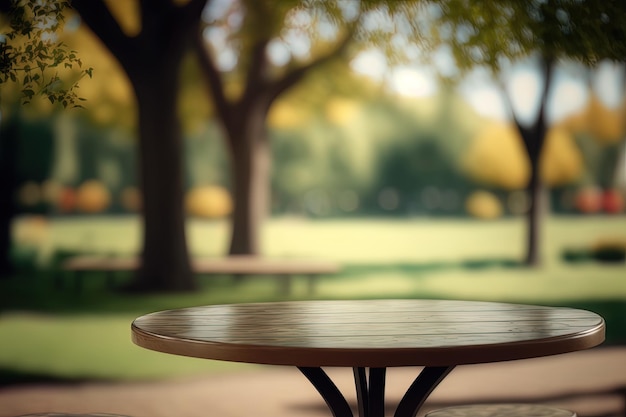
[341, 257, 524, 276]
[0, 368, 114, 387]
[1, 257, 523, 314]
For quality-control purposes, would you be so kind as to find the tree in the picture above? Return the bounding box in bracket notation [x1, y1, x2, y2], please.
[432, 0, 626, 266]
[463, 122, 583, 191]
[582, 70, 626, 192]
[0, 0, 91, 107]
[0, 0, 91, 278]
[194, 0, 426, 255]
[71, 0, 206, 292]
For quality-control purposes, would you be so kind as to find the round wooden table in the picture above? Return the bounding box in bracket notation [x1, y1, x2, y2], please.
[131, 299, 605, 417]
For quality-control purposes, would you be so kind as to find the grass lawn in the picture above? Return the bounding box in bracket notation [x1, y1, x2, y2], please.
[1, 215, 625, 383]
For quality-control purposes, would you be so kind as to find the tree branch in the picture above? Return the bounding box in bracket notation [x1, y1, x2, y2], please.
[193, 29, 233, 130]
[266, 29, 356, 105]
[180, 0, 209, 26]
[536, 56, 554, 131]
[0, 0, 11, 14]
[140, 0, 169, 14]
[71, 0, 135, 65]
[241, 38, 271, 103]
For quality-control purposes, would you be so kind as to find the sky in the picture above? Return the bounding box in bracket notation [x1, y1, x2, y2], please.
[350, 49, 625, 126]
[201, 0, 625, 128]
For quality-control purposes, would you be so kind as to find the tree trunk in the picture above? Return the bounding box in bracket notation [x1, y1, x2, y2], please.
[598, 142, 623, 189]
[228, 108, 271, 256]
[127, 68, 195, 292]
[68, 0, 207, 292]
[518, 57, 553, 267]
[0, 117, 17, 278]
[524, 158, 544, 266]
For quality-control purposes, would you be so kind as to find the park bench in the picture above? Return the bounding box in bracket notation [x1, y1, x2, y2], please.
[60, 254, 341, 295]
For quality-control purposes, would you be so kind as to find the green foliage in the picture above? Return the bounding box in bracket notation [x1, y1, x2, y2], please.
[431, 0, 626, 73]
[203, 0, 427, 81]
[268, 89, 478, 216]
[0, 0, 93, 108]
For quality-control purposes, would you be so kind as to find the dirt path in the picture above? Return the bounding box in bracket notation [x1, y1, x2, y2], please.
[1, 347, 625, 417]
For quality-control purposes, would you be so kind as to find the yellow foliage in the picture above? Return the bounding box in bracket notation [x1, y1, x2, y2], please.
[17, 182, 41, 207]
[224, 82, 243, 102]
[178, 54, 213, 135]
[557, 109, 589, 135]
[186, 185, 233, 219]
[120, 186, 142, 212]
[325, 98, 361, 125]
[41, 179, 62, 206]
[103, 0, 141, 37]
[76, 180, 111, 213]
[540, 127, 583, 187]
[62, 24, 136, 127]
[465, 190, 502, 219]
[585, 94, 625, 144]
[463, 122, 529, 190]
[268, 101, 311, 129]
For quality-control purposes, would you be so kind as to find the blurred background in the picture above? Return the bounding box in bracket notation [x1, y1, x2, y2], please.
[0, 0, 625, 384]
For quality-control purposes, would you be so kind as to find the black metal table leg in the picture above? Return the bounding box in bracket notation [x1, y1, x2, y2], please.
[300, 366, 453, 417]
[367, 368, 386, 417]
[353, 367, 386, 417]
[354, 367, 368, 417]
[394, 366, 455, 417]
[299, 367, 354, 417]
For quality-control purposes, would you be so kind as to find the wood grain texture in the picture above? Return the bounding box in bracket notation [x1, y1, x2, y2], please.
[425, 404, 576, 417]
[131, 299, 605, 367]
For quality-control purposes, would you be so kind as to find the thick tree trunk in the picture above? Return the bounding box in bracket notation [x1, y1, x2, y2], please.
[68, 0, 206, 292]
[0, 118, 17, 278]
[228, 109, 271, 256]
[127, 69, 195, 292]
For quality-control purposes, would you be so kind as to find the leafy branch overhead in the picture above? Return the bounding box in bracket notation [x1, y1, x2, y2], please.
[0, 0, 93, 107]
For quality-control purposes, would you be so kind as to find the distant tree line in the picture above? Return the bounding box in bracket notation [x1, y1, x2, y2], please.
[8, 91, 622, 219]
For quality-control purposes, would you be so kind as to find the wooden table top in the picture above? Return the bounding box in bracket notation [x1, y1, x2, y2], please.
[131, 299, 605, 367]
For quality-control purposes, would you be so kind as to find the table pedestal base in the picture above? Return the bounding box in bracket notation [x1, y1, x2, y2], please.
[299, 366, 454, 417]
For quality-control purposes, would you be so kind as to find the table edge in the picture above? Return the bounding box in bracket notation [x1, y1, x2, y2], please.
[130, 319, 605, 367]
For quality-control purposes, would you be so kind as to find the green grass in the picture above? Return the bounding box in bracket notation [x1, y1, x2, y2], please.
[1, 215, 625, 383]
